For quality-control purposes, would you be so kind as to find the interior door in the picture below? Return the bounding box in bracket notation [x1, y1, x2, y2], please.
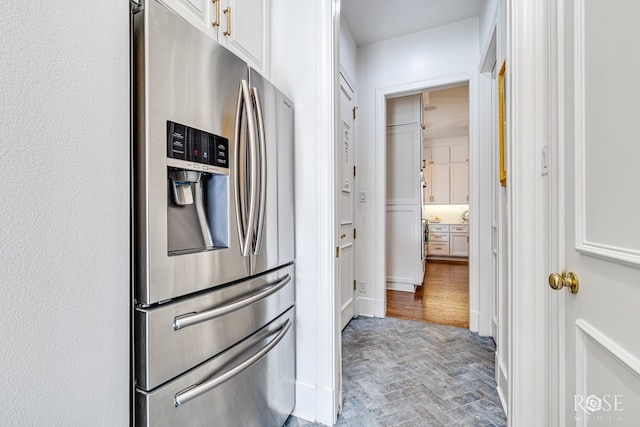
[558, 1, 640, 424]
[339, 75, 356, 330]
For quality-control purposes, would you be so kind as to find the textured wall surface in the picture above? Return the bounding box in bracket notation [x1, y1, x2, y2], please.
[0, 2, 130, 425]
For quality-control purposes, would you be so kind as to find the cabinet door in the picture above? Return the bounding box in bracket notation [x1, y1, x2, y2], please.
[165, 0, 216, 37]
[450, 162, 469, 204]
[431, 163, 450, 204]
[430, 145, 450, 164]
[219, 0, 270, 74]
[386, 205, 423, 285]
[423, 146, 432, 167]
[450, 233, 469, 256]
[450, 143, 468, 163]
[386, 95, 421, 126]
[386, 124, 421, 205]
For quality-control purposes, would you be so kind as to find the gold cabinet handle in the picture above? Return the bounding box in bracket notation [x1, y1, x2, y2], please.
[223, 6, 231, 36]
[211, 0, 220, 27]
[548, 271, 579, 294]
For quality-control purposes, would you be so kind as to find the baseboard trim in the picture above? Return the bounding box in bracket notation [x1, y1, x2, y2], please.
[470, 310, 480, 333]
[292, 380, 336, 425]
[356, 297, 376, 317]
[386, 281, 416, 293]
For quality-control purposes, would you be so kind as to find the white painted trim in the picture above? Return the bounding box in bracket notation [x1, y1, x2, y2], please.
[508, 0, 550, 425]
[574, 320, 640, 427]
[424, 136, 469, 145]
[322, 0, 339, 424]
[292, 381, 320, 422]
[385, 282, 415, 293]
[469, 310, 480, 332]
[495, 352, 509, 416]
[546, 0, 566, 425]
[339, 66, 357, 94]
[575, 319, 640, 378]
[373, 72, 483, 327]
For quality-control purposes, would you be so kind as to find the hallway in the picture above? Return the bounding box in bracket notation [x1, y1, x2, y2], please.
[387, 261, 469, 328]
[286, 316, 506, 426]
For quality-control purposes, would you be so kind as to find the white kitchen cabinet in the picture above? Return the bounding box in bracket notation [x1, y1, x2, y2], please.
[449, 224, 469, 257]
[422, 140, 468, 205]
[386, 95, 422, 126]
[215, 0, 270, 73]
[427, 224, 469, 258]
[386, 205, 423, 291]
[450, 143, 468, 163]
[423, 163, 449, 205]
[162, 0, 270, 75]
[430, 145, 450, 164]
[387, 124, 422, 205]
[450, 162, 469, 204]
[386, 95, 422, 292]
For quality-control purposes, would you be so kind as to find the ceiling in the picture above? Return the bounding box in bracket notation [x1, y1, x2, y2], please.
[422, 85, 469, 141]
[341, 0, 486, 46]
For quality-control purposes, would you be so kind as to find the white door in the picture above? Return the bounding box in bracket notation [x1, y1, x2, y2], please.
[557, 1, 640, 424]
[339, 76, 356, 330]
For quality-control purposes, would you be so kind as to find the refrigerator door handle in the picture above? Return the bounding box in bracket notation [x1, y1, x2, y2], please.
[234, 80, 258, 257]
[251, 86, 267, 255]
[174, 318, 292, 407]
[173, 274, 291, 330]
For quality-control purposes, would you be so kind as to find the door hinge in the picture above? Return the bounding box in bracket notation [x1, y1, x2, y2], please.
[130, 0, 144, 14]
[353, 279, 356, 290]
[336, 246, 339, 258]
[353, 228, 357, 239]
[353, 165, 356, 177]
[353, 106, 357, 120]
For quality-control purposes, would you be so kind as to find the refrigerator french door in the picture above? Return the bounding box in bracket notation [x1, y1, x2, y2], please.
[131, 1, 295, 425]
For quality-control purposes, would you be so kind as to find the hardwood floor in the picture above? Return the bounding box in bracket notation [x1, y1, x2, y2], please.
[386, 260, 469, 328]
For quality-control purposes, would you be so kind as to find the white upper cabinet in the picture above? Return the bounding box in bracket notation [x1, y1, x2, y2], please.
[386, 95, 422, 126]
[163, 0, 270, 75]
[422, 139, 469, 205]
[450, 143, 468, 163]
[450, 162, 469, 204]
[214, 0, 270, 73]
[430, 145, 450, 164]
[386, 124, 422, 205]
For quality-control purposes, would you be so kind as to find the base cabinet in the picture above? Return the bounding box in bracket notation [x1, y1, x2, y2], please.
[427, 224, 468, 258]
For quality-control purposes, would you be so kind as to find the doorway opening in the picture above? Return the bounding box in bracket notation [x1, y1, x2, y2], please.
[384, 83, 471, 329]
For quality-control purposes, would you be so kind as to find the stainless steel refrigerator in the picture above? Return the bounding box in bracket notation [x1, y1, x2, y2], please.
[131, 1, 295, 425]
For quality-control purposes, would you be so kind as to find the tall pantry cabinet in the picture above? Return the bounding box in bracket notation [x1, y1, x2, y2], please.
[385, 95, 424, 292]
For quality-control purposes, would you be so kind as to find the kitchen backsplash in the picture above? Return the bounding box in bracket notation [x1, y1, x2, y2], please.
[422, 204, 469, 224]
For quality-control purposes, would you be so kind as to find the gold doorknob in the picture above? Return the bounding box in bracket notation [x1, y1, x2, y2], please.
[548, 271, 579, 294]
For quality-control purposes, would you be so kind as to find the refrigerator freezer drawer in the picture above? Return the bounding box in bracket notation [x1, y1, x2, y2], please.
[136, 308, 295, 427]
[136, 264, 294, 390]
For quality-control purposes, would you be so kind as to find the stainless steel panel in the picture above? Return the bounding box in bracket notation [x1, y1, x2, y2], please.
[248, 70, 295, 275]
[136, 264, 294, 390]
[133, 0, 252, 305]
[136, 308, 295, 427]
[276, 90, 295, 266]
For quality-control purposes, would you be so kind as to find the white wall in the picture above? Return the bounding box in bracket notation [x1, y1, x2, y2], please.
[339, 16, 358, 86]
[479, 0, 499, 49]
[0, 2, 130, 425]
[271, 1, 338, 424]
[355, 18, 480, 316]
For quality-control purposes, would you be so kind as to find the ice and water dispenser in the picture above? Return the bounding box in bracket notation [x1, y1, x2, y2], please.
[166, 121, 230, 255]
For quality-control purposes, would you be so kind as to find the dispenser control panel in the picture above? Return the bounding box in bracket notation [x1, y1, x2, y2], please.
[167, 121, 229, 169]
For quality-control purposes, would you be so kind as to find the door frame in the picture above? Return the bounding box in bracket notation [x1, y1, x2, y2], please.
[338, 72, 357, 330]
[372, 72, 491, 334]
[507, 0, 560, 424]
